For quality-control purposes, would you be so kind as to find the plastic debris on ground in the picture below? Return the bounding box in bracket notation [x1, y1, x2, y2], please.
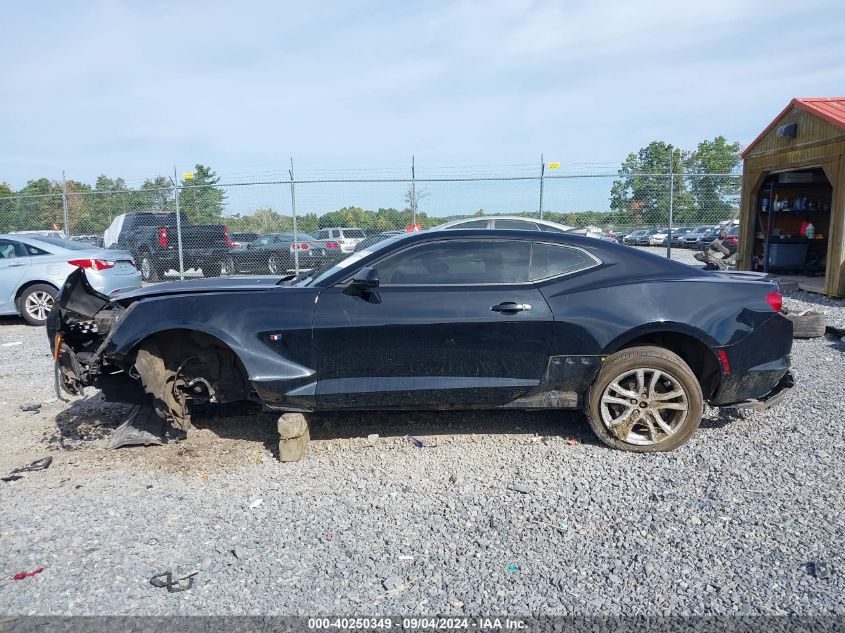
[12, 568, 44, 581]
[809, 561, 832, 579]
[404, 434, 425, 448]
[149, 570, 198, 592]
[19, 403, 41, 412]
[2, 457, 52, 482]
[366, 433, 380, 446]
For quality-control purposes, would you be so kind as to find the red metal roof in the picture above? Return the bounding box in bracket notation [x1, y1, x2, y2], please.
[741, 97, 845, 157]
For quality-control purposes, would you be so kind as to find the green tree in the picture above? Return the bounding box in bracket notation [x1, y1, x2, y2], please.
[178, 164, 226, 223]
[610, 141, 692, 226]
[684, 136, 742, 221]
[140, 176, 174, 212]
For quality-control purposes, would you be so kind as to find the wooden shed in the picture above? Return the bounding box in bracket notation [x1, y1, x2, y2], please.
[738, 97, 845, 297]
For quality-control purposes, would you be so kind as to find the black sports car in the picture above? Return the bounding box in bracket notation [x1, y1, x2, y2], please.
[50, 229, 793, 454]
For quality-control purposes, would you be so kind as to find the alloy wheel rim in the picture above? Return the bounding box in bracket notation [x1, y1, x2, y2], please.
[141, 257, 151, 279]
[222, 258, 234, 275]
[268, 256, 278, 274]
[599, 367, 689, 446]
[25, 291, 54, 322]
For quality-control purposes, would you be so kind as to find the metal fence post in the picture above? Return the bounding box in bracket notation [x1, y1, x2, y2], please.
[172, 166, 185, 280]
[289, 157, 299, 275]
[411, 155, 416, 226]
[538, 154, 545, 220]
[667, 152, 673, 259]
[61, 171, 70, 238]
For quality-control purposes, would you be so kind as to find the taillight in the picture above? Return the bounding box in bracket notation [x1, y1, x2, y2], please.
[224, 226, 235, 248]
[328, 241, 340, 249]
[158, 228, 169, 248]
[765, 291, 783, 312]
[717, 349, 731, 375]
[290, 243, 309, 250]
[68, 259, 115, 271]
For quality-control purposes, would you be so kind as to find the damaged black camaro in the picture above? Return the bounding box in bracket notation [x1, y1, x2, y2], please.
[48, 229, 795, 453]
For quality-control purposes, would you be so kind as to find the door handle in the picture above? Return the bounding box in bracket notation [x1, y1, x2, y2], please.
[491, 301, 531, 313]
[5, 262, 25, 268]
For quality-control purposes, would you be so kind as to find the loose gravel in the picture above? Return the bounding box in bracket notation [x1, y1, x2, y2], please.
[0, 290, 844, 617]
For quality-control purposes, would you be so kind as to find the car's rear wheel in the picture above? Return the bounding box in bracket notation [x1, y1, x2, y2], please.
[268, 254, 290, 275]
[221, 256, 236, 276]
[202, 261, 222, 278]
[17, 283, 57, 326]
[139, 251, 160, 282]
[586, 346, 703, 452]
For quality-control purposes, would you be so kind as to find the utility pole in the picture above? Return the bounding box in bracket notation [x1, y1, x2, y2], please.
[411, 155, 416, 226]
[61, 171, 70, 238]
[538, 154, 545, 220]
[289, 157, 299, 275]
[667, 150, 674, 259]
[172, 166, 185, 280]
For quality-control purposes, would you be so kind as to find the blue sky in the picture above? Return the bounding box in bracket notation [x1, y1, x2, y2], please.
[2, 0, 844, 216]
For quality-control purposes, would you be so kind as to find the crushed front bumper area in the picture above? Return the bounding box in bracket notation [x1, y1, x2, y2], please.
[724, 371, 795, 411]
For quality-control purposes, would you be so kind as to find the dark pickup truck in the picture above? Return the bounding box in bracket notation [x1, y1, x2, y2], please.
[104, 211, 231, 282]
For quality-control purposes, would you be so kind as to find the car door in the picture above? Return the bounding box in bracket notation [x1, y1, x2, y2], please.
[0, 239, 31, 314]
[311, 237, 553, 409]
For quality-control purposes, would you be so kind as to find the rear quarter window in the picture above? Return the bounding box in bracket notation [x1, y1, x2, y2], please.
[530, 243, 598, 280]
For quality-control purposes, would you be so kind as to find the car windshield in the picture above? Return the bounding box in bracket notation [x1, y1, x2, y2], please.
[26, 236, 91, 251]
[290, 233, 412, 287]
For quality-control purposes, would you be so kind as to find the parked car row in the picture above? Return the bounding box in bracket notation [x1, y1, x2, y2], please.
[620, 225, 736, 250]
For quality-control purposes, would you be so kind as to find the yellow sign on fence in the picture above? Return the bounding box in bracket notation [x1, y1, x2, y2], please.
[182, 172, 195, 180]
[547, 162, 560, 169]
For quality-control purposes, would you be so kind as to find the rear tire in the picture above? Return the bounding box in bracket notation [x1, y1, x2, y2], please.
[221, 256, 236, 276]
[17, 283, 57, 326]
[139, 251, 160, 282]
[585, 346, 703, 452]
[202, 261, 222, 278]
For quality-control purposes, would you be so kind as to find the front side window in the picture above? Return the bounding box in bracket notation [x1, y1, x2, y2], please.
[494, 219, 539, 231]
[530, 243, 598, 280]
[448, 219, 488, 229]
[375, 240, 531, 285]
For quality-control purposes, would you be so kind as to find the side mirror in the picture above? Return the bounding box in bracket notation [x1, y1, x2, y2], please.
[351, 267, 379, 288]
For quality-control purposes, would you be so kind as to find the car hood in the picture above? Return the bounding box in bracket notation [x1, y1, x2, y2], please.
[116, 276, 284, 301]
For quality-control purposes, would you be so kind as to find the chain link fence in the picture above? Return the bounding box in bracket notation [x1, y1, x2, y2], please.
[0, 167, 741, 282]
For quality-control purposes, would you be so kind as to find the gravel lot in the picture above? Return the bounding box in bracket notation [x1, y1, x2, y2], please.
[0, 288, 843, 617]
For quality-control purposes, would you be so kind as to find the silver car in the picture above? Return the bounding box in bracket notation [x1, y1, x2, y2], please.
[0, 234, 141, 325]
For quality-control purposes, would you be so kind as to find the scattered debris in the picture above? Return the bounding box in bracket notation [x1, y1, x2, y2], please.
[507, 564, 519, 573]
[366, 433, 380, 446]
[382, 574, 403, 590]
[398, 555, 415, 561]
[449, 598, 465, 609]
[2, 341, 23, 347]
[2, 457, 52, 482]
[149, 570, 198, 592]
[566, 438, 578, 446]
[12, 567, 44, 581]
[404, 434, 425, 448]
[532, 519, 567, 533]
[107, 404, 167, 449]
[232, 545, 246, 560]
[19, 403, 41, 412]
[248, 498, 263, 509]
[808, 561, 832, 579]
[508, 484, 532, 494]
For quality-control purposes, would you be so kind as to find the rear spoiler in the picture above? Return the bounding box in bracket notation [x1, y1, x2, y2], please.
[710, 270, 773, 283]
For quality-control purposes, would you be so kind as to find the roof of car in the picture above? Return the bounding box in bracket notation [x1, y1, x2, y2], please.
[434, 216, 575, 231]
